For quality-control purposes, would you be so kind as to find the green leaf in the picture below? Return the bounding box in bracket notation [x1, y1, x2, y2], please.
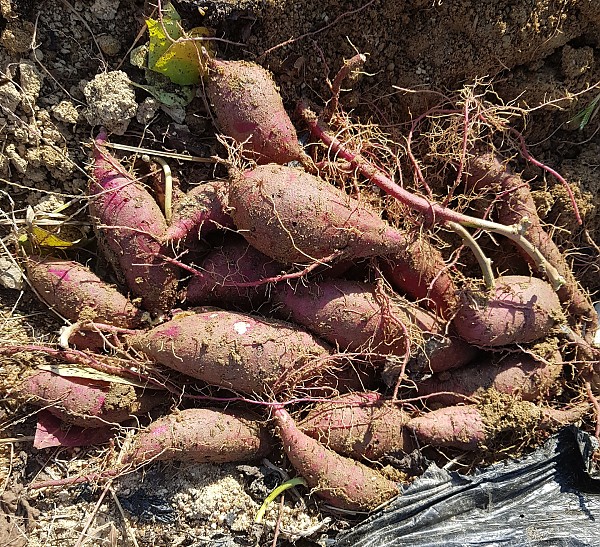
[146, 2, 183, 68]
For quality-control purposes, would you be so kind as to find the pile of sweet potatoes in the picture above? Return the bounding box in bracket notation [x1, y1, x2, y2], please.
[6, 51, 599, 516]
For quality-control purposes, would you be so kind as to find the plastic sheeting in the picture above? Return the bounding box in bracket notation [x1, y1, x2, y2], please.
[335, 427, 600, 547]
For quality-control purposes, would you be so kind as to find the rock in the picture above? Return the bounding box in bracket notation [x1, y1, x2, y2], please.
[83, 70, 137, 134]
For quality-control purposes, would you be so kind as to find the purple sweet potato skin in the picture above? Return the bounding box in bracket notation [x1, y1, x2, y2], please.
[298, 392, 415, 460]
[453, 275, 562, 346]
[127, 309, 334, 395]
[25, 256, 143, 329]
[416, 351, 563, 405]
[407, 405, 487, 450]
[124, 408, 271, 465]
[381, 233, 458, 317]
[228, 164, 409, 265]
[185, 237, 283, 310]
[206, 59, 308, 165]
[90, 133, 179, 314]
[273, 278, 477, 377]
[274, 405, 399, 511]
[20, 370, 160, 428]
[165, 181, 233, 243]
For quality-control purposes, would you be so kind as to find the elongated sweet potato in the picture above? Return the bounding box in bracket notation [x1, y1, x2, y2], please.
[123, 407, 271, 465]
[228, 164, 412, 265]
[185, 237, 283, 310]
[90, 131, 179, 314]
[453, 275, 563, 347]
[273, 404, 399, 511]
[298, 392, 414, 460]
[465, 152, 597, 338]
[206, 58, 310, 166]
[127, 309, 334, 395]
[416, 351, 563, 405]
[26, 255, 144, 348]
[19, 370, 161, 428]
[407, 396, 588, 451]
[273, 278, 477, 378]
[165, 180, 233, 243]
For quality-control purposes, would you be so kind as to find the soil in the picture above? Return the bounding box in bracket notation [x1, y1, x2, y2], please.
[1, 0, 599, 545]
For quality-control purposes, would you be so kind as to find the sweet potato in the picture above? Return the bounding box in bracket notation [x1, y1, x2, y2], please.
[380, 232, 458, 317]
[90, 131, 179, 314]
[184, 237, 283, 310]
[273, 278, 477, 378]
[452, 275, 563, 346]
[165, 180, 233, 244]
[465, 152, 598, 338]
[19, 370, 161, 428]
[127, 309, 334, 395]
[206, 58, 310, 166]
[273, 404, 399, 511]
[407, 396, 588, 451]
[123, 407, 271, 465]
[228, 164, 413, 265]
[25, 255, 143, 348]
[298, 392, 415, 460]
[416, 351, 563, 405]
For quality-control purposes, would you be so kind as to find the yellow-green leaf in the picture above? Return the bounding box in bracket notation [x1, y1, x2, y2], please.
[146, 2, 184, 69]
[20, 226, 82, 249]
[38, 364, 149, 388]
[152, 27, 214, 85]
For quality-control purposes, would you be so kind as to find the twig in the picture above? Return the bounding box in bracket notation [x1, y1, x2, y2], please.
[447, 221, 495, 289]
[259, 0, 377, 59]
[111, 488, 141, 547]
[73, 481, 112, 547]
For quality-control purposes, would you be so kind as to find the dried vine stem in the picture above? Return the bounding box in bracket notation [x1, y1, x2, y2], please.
[300, 106, 565, 291]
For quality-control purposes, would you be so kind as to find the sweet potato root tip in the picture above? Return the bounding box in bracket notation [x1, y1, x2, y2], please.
[124, 408, 271, 465]
[452, 275, 563, 347]
[273, 404, 399, 511]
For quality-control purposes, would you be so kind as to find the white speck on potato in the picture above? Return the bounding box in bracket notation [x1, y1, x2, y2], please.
[233, 321, 251, 335]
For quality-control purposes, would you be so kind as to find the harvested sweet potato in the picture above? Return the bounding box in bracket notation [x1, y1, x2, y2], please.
[127, 309, 335, 395]
[123, 407, 271, 465]
[298, 392, 414, 460]
[90, 131, 179, 314]
[19, 370, 161, 428]
[227, 164, 412, 265]
[273, 404, 399, 511]
[185, 237, 283, 310]
[206, 58, 310, 166]
[165, 180, 233, 244]
[416, 351, 563, 405]
[453, 275, 563, 347]
[273, 278, 477, 379]
[25, 255, 143, 348]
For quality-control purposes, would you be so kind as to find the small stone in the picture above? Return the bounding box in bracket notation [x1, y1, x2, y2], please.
[0, 257, 24, 290]
[136, 97, 160, 125]
[0, 81, 21, 114]
[97, 34, 121, 56]
[83, 70, 137, 134]
[52, 100, 80, 124]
